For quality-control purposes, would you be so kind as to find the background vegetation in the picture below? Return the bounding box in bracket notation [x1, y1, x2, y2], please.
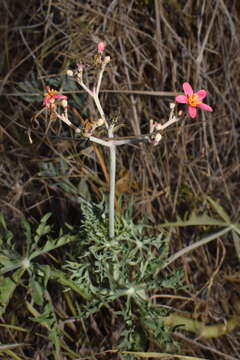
[0, 0, 240, 359]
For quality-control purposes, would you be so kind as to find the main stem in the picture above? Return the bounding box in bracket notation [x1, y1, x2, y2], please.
[93, 80, 115, 238]
[108, 126, 116, 238]
[92, 90, 115, 238]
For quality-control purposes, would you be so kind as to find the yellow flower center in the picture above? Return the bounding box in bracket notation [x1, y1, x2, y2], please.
[188, 94, 202, 107]
[44, 88, 58, 97]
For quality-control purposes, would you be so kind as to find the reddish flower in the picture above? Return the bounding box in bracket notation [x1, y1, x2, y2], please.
[43, 87, 67, 108]
[175, 82, 213, 118]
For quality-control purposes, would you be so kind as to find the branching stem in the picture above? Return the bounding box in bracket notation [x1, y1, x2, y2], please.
[66, 62, 182, 239]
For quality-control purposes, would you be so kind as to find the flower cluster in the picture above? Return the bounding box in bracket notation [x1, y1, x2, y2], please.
[40, 42, 213, 149]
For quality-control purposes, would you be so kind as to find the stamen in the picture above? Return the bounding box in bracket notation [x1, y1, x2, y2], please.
[44, 89, 58, 97]
[188, 94, 201, 107]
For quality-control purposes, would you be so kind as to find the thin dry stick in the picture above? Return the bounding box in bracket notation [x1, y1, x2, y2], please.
[119, 37, 141, 135]
[154, 0, 162, 80]
[174, 332, 239, 360]
[161, 226, 232, 270]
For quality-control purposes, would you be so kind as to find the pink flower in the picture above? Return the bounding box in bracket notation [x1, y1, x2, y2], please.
[43, 87, 67, 108]
[175, 82, 213, 118]
[97, 41, 106, 54]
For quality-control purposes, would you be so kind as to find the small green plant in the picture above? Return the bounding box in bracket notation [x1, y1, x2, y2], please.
[3, 40, 239, 359]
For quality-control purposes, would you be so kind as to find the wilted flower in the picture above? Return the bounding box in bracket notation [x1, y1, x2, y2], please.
[175, 82, 213, 118]
[149, 119, 163, 146]
[82, 118, 104, 137]
[102, 56, 111, 65]
[43, 87, 67, 108]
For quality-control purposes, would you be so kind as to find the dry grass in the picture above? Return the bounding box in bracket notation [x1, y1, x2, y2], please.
[1, 0, 240, 359]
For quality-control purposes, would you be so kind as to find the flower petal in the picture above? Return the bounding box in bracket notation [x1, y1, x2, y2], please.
[183, 82, 193, 96]
[175, 95, 188, 104]
[54, 94, 68, 100]
[188, 105, 197, 118]
[43, 96, 51, 107]
[196, 90, 207, 101]
[197, 103, 213, 112]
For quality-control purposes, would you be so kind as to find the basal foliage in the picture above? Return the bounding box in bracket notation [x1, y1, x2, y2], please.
[0, 206, 182, 354]
[65, 203, 183, 350]
[1, 198, 239, 356]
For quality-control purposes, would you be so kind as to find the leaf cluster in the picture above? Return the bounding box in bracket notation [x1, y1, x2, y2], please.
[65, 203, 183, 350]
[0, 213, 79, 356]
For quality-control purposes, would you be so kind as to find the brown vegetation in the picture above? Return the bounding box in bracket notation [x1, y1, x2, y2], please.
[1, 0, 240, 359]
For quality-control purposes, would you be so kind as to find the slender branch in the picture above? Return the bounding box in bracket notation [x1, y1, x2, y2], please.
[92, 91, 109, 129]
[56, 109, 81, 134]
[76, 79, 94, 97]
[89, 136, 110, 147]
[108, 125, 116, 238]
[75, 62, 109, 130]
[161, 226, 232, 270]
[96, 66, 105, 96]
[56, 106, 181, 149]
[108, 136, 149, 146]
[56, 110, 110, 147]
[161, 115, 180, 130]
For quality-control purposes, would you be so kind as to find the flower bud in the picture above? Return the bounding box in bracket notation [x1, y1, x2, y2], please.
[153, 133, 162, 146]
[66, 69, 74, 77]
[96, 118, 104, 126]
[61, 99, 68, 108]
[97, 41, 106, 53]
[103, 56, 111, 65]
